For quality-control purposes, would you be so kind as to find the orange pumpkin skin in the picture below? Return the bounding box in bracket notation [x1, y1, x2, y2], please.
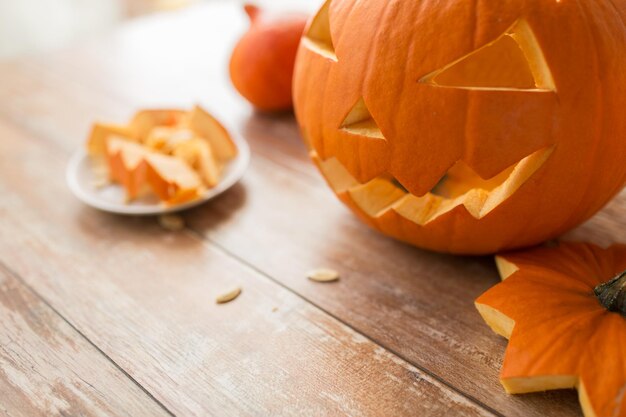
[293, 0, 626, 254]
[476, 242, 626, 417]
[229, 5, 307, 112]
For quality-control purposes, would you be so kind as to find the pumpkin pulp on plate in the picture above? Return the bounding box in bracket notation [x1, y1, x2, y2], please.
[86, 106, 237, 205]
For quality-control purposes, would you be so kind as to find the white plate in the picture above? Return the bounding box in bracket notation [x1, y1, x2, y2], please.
[66, 134, 250, 215]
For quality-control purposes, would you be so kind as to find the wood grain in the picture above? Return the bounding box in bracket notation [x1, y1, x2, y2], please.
[188, 121, 597, 417]
[0, 3, 622, 416]
[0, 266, 170, 417]
[0, 116, 491, 416]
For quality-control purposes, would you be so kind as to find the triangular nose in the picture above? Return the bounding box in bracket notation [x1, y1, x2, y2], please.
[340, 97, 386, 140]
[420, 19, 555, 92]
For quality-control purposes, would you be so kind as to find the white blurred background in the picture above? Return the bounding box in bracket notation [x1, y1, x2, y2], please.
[0, 0, 317, 59]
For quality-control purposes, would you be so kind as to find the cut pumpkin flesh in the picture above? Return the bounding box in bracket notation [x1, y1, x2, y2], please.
[172, 138, 220, 187]
[130, 109, 187, 141]
[87, 123, 136, 157]
[87, 106, 237, 204]
[187, 105, 238, 162]
[107, 138, 203, 204]
[144, 127, 195, 153]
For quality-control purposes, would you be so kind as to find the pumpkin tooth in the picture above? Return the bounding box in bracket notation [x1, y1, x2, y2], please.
[416, 189, 487, 224]
[392, 194, 441, 225]
[313, 154, 359, 193]
[434, 189, 489, 220]
[347, 177, 406, 217]
[430, 160, 514, 199]
[480, 146, 553, 216]
[314, 146, 552, 224]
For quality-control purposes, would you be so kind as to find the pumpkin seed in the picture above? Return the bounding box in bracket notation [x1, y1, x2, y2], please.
[216, 287, 242, 304]
[158, 214, 185, 231]
[307, 268, 340, 282]
[92, 178, 110, 189]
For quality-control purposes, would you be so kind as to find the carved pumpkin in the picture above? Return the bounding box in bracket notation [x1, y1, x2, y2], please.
[475, 242, 626, 417]
[293, 0, 626, 254]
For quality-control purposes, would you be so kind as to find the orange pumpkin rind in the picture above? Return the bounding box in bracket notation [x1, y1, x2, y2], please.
[475, 242, 626, 417]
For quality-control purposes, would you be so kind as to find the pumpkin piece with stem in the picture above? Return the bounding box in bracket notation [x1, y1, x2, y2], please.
[475, 242, 626, 417]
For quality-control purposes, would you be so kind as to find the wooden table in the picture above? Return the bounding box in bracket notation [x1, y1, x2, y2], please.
[0, 3, 623, 416]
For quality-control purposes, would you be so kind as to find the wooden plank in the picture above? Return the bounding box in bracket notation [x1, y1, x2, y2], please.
[0, 266, 171, 417]
[0, 116, 491, 416]
[190, 132, 604, 417]
[1, 4, 619, 416]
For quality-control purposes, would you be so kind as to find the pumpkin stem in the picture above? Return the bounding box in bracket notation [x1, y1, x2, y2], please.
[594, 270, 626, 315]
[244, 4, 261, 23]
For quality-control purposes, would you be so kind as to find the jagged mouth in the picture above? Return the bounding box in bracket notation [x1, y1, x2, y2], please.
[312, 146, 554, 225]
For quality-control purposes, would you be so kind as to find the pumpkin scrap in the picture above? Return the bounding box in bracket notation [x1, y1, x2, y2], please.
[86, 106, 237, 205]
[307, 268, 340, 282]
[475, 242, 626, 417]
[158, 214, 185, 232]
[216, 287, 242, 304]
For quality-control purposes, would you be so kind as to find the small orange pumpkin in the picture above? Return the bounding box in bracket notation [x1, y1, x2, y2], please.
[293, 0, 626, 254]
[229, 4, 307, 112]
[476, 242, 626, 417]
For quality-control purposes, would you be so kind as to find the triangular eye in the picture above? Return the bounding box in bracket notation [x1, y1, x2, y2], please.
[302, 0, 338, 61]
[420, 20, 555, 91]
[340, 98, 386, 140]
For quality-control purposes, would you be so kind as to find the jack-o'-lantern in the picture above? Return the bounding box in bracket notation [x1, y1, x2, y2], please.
[293, 0, 626, 254]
